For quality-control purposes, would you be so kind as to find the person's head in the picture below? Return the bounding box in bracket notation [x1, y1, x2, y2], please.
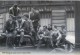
[48, 24, 52, 28]
[43, 25, 47, 30]
[52, 25, 58, 31]
[23, 13, 29, 20]
[38, 24, 41, 27]
[17, 16, 22, 23]
[61, 25, 66, 30]
[13, 4, 18, 9]
[9, 15, 16, 21]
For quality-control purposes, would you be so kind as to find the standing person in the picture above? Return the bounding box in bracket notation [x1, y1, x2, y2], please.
[9, 4, 21, 17]
[22, 13, 35, 46]
[29, 8, 40, 43]
[23, 13, 34, 32]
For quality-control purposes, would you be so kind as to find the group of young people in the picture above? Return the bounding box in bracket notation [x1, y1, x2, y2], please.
[2, 4, 39, 47]
[1, 4, 73, 51]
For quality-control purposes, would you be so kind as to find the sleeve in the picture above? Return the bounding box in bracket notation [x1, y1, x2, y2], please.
[29, 20, 34, 31]
[22, 21, 26, 29]
[9, 8, 13, 16]
[18, 8, 21, 15]
[9, 8, 14, 17]
[9, 8, 11, 14]
[57, 31, 62, 40]
[50, 31, 54, 36]
[29, 12, 31, 19]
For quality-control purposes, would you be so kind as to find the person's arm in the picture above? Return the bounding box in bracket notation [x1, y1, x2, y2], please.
[29, 20, 34, 31]
[20, 21, 26, 32]
[9, 7, 15, 17]
[3, 20, 10, 33]
[9, 8, 12, 15]
[57, 31, 62, 40]
[37, 29, 44, 40]
[3, 22, 7, 33]
[56, 31, 62, 46]
[29, 12, 31, 20]
[18, 7, 21, 16]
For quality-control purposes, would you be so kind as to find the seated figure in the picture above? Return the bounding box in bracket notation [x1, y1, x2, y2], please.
[16, 14, 34, 46]
[59, 25, 74, 52]
[50, 25, 62, 47]
[2, 15, 17, 47]
[37, 26, 52, 48]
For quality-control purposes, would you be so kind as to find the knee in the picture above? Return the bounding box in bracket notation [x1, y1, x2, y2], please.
[13, 30, 17, 35]
[20, 32, 24, 36]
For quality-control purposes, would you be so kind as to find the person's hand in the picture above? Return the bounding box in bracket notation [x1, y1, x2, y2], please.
[1, 33, 6, 36]
[31, 28, 34, 32]
[39, 34, 44, 39]
[20, 29, 24, 32]
[10, 28, 14, 31]
[32, 20, 34, 22]
[16, 28, 20, 32]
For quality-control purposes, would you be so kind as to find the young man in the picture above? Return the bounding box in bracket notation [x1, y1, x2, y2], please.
[16, 15, 34, 46]
[59, 26, 74, 52]
[37, 26, 51, 48]
[3, 16, 17, 47]
[29, 8, 40, 43]
[9, 4, 21, 17]
[23, 13, 34, 32]
[50, 25, 62, 47]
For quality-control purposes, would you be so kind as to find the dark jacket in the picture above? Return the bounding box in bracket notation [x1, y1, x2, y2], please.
[9, 7, 21, 16]
[30, 11, 40, 26]
[16, 19, 32, 34]
[3, 19, 17, 33]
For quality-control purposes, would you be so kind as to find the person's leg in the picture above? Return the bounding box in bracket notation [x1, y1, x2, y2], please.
[32, 31, 36, 44]
[37, 39, 43, 49]
[19, 31, 24, 46]
[6, 33, 13, 47]
[13, 30, 17, 47]
[56, 37, 62, 47]
[28, 37, 35, 46]
[48, 38, 53, 48]
[33, 26, 38, 43]
[65, 40, 74, 52]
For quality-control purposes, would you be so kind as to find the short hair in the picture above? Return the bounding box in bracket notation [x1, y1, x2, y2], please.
[54, 25, 57, 28]
[23, 13, 29, 18]
[43, 25, 47, 29]
[61, 25, 66, 29]
[13, 4, 18, 8]
[17, 16, 21, 20]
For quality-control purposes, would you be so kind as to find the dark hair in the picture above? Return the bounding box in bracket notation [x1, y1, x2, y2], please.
[13, 4, 18, 8]
[43, 25, 47, 29]
[61, 25, 66, 29]
[54, 25, 57, 28]
[23, 13, 29, 18]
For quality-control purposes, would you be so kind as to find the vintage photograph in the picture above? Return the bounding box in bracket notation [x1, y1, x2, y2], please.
[0, 1, 77, 54]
